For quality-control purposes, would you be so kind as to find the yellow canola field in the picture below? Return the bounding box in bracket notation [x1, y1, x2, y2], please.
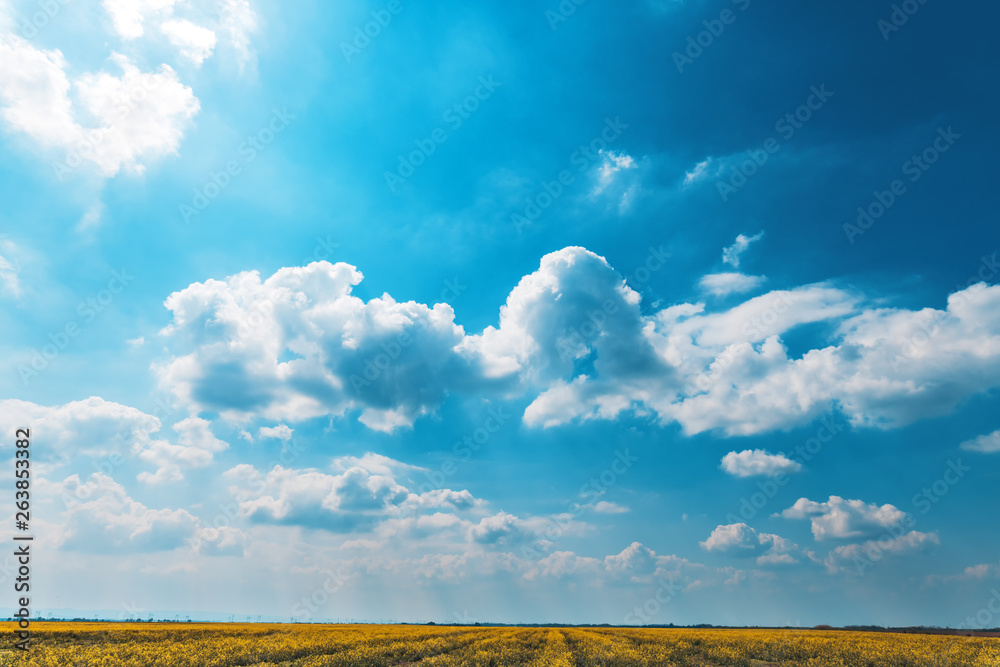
[1, 622, 997, 666]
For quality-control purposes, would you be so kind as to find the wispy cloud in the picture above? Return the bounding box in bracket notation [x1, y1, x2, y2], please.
[699, 272, 766, 297]
[723, 231, 764, 269]
[960, 429, 1000, 453]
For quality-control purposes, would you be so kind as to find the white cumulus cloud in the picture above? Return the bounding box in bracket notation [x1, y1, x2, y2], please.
[136, 416, 229, 484]
[700, 523, 805, 566]
[153, 247, 1000, 440]
[779, 496, 907, 541]
[102, 0, 178, 40]
[225, 455, 484, 535]
[160, 18, 217, 65]
[699, 272, 766, 297]
[41, 472, 199, 552]
[155, 260, 478, 430]
[258, 424, 293, 441]
[592, 501, 629, 514]
[825, 531, 939, 574]
[0, 396, 160, 457]
[720, 450, 802, 477]
[0, 36, 199, 177]
[960, 430, 1000, 453]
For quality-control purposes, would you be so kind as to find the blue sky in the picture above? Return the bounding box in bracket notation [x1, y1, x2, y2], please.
[0, 0, 998, 626]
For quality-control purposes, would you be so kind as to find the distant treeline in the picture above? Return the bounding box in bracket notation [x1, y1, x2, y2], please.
[7, 618, 1000, 635]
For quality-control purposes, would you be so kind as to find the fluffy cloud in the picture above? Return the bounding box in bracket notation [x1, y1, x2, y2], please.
[0, 396, 160, 458]
[600, 542, 706, 586]
[649, 281, 1000, 436]
[137, 416, 229, 484]
[525, 550, 603, 580]
[102, 0, 178, 40]
[411, 489, 481, 512]
[220, 454, 591, 563]
[926, 561, 1000, 586]
[357, 508, 575, 559]
[958, 562, 1000, 580]
[700, 523, 804, 566]
[825, 531, 940, 574]
[376, 513, 467, 542]
[330, 452, 423, 477]
[960, 430, 1000, 453]
[0, 0, 260, 184]
[136, 440, 208, 484]
[604, 541, 660, 579]
[0, 35, 199, 177]
[258, 424, 293, 441]
[779, 496, 907, 541]
[468, 511, 534, 547]
[160, 18, 217, 65]
[0, 397, 230, 483]
[154, 247, 1000, 439]
[720, 450, 802, 478]
[465, 247, 662, 389]
[467, 511, 588, 555]
[43, 473, 198, 552]
[37, 470, 247, 556]
[592, 501, 629, 514]
[224, 455, 487, 535]
[227, 464, 409, 531]
[699, 272, 766, 297]
[101, 0, 256, 69]
[521, 280, 858, 434]
[323, 541, 714, 592]
[156, 261, 479, 430]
